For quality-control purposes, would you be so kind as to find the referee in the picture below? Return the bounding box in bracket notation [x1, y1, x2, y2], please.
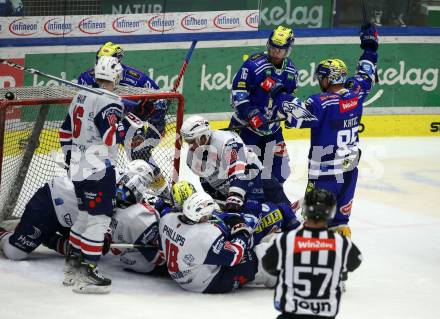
[262, 188, 362, 319]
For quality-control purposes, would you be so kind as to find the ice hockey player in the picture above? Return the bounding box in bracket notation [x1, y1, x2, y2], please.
[0, 160, 155, 263]
[159, 192, 279, 293]
[229, 26, 299, 184]
[180, 115, 290, 213]
[262, 188, 362, 318]
[77, 41, 167, 166]
[59, 55, 127, 294]
[0, 176, 76, 260]
[271, 23, 380, 238]
[78, 42, 158, 90]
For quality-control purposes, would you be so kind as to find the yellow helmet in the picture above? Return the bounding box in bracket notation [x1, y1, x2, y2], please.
[96, 42, 124, 62]
[314, 59, 348, 85]
[172, 181, 196, 207]
[267, 26, 295, 57]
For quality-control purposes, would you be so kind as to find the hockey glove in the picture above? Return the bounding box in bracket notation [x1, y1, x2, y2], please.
[330, 224, 352, 238]
[260, 76, 284, 97]
[101, 232, 112, 256]
[360, 23, 379, 51]
[224, 213, 251, 238]
[248, 109, 271, 136]
[226, 192, 244, 212]
[154, 99, 168, 111]
[133, 99, 156, 121]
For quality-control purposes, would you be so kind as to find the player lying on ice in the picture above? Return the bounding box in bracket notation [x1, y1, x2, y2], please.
[0, 160, 164, 276]
[157, 186, 302, 294]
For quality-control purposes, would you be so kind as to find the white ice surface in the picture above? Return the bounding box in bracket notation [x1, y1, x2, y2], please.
[1, 137, 440, 319]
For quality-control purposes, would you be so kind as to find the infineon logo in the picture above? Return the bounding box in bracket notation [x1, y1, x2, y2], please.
[78, 17, 106, 34]
[213, 13, 240, 30]
[245, 12, 259, 28]
[147, 15, 175, 32]
[8, 18, 38, 36]
[44, 18, 73, 35]
[112, 16, 141, 33]
[181, 14, 208, 31]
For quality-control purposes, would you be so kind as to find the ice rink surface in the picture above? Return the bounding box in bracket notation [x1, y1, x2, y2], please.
[1, 137, 440, 319]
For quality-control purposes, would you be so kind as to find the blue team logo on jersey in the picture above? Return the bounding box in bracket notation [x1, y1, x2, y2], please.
[283, 100, 317, 121]
[54, 197, 64, 206]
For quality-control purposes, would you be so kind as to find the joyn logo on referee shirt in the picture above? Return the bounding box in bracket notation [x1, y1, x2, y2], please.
[294, 237, 336, 252]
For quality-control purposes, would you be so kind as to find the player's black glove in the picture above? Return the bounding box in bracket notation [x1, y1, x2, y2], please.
[133, 99, 156, 121]
[223, 213, 251, 238]
[102, 232, 112, 256]
[360, 23, 379, 51]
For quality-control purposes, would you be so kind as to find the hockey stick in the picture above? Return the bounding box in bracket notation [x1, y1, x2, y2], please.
[110, 243, 155, 249]
[0, 58, 144, 128]
[172, 40, 197, 92]
[220, 117, 287, 131]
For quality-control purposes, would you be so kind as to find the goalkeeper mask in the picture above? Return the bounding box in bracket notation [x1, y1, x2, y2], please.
[267, 26, 294, 62]
[314, 59, 348, 85]
[96, 42, 124, 63]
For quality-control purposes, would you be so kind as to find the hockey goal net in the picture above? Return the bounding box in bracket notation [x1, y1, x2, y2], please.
[0, 86, 184, 222]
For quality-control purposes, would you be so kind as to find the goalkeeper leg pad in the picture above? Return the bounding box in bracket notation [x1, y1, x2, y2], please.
[249, 241, 277, 288]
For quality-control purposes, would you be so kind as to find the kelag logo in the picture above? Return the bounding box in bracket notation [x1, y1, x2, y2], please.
[112, 16, 141, 33]
[245, 12, 259, 28]
[431, 122, 440, 132]
[181, 14, 207, 31]
[213, 13, 240, 30]
[148, 15, 175, 32]
[78, 17, 106, 34]
[44, 18, 73, 35]
[8, 18, 38, 36]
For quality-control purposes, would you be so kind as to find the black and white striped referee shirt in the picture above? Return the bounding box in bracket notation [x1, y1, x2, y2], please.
[263, 226, 362, 318]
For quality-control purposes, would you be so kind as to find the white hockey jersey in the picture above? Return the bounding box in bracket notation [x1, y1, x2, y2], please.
[111, 202, 159, 246]
[61, 89, 124, 181]
[48, 176, 79, 228]
[159, 213, 223, 292]
[186, 130, 262, 198]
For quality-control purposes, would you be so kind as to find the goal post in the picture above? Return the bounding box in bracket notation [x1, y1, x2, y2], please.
[0, 86, 184, 222]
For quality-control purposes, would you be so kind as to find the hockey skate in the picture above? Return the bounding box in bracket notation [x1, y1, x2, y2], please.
[72, 263, 111, 294]
[63, 251, 81, 286]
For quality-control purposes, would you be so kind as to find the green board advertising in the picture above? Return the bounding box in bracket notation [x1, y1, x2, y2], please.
[24, 42, 440, 119]
[102, 0, 332, 28]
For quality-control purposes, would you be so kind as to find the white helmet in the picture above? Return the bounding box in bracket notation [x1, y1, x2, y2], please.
[94, 56, 123, 85]
[116, 160, 155, 204]
[180, 115, 211, 144]
[182, 192, 218, 223]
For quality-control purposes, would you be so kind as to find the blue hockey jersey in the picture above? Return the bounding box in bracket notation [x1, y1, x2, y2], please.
[77, 63, 159, 89]
[230, 52, 299, 135]
[283, 50, 377, 179]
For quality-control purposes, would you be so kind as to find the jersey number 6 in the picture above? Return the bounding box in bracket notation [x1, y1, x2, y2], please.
[72, 105, 84, 138]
